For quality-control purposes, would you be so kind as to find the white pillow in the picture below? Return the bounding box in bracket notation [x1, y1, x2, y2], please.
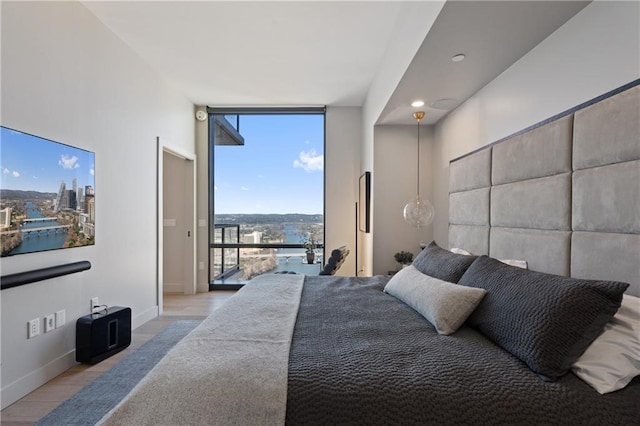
[450, 247, 472, 255]
[383, 265, 487, 335]
[498, 258, 528, 269]
[572, 294, 640, 394]
[449, 248, 528, 269]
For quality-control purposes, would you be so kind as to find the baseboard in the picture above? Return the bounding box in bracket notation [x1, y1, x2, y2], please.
[163, 282, 183, 293]
[0, 305, 159, 409]
[0, 350, 76, 410]
[132, 305, 158, 330]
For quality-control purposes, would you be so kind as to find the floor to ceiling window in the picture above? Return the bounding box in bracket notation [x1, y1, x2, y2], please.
[208, 108, 325, 289]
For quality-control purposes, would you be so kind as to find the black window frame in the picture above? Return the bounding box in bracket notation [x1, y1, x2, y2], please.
[207, 107, 326, 290]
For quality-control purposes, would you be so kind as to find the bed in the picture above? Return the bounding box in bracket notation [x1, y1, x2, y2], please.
[99, 81, 640, 425]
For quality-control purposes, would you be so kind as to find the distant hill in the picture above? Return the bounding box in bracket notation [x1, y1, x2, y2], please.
[0, 189, 56, 200]
[215, 213, 323, 225]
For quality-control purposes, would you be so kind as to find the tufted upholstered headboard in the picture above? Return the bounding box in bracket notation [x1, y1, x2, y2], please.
[449, 81, 640, 296]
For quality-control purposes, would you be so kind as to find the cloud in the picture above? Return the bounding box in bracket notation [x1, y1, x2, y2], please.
[240, 186, 249, 191]
[214, 185, 218, 191]
[3, 168, 21, 177]
[293, 149, 323, 172]
[90, 168, 95, 176]
[59, 155, 80, 169]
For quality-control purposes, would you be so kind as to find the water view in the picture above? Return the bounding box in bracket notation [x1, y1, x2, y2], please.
[212, 214, 324, 281]
[10, 202, 68, 254]
[211, 113, 325, 284]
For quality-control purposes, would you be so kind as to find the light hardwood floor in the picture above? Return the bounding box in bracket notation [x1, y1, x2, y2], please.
[0, 291, 236, 425]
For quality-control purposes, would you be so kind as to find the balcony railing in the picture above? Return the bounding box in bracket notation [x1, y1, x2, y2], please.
[212, 224, 240, 280]
[211, 224, 324, 286]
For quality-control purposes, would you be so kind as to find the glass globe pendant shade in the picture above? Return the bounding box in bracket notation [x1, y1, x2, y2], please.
[403, 194, 434, 228]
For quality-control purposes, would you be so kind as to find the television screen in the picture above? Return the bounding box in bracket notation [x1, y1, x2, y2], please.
[0, 126, 95, 256]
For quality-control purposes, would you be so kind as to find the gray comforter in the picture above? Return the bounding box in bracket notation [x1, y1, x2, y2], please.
[286, 276, 640, 425]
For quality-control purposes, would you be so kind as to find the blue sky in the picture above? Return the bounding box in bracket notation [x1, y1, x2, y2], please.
[0, 126, 95, 194]
[214, 114, 324, 215]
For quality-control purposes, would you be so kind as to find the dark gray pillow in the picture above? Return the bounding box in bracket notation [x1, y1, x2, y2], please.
[411, 241, 476, 283]
[458, 256, 629, 380]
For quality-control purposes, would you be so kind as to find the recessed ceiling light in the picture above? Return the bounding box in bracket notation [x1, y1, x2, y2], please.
[411, 100, 425, 107]
[451, 54, 466, 62]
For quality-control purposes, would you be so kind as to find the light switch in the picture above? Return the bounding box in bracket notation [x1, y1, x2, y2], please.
[163, 218, 177, 227]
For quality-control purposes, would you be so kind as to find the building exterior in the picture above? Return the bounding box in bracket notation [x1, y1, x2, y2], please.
[242, 231, 262, 244]
[54, 181, 66, 212]
[0, 207, 12, 230]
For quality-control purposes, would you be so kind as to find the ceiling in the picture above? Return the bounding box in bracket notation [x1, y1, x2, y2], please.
[82, 1, 590, 125]
[380, 0, 590, 124]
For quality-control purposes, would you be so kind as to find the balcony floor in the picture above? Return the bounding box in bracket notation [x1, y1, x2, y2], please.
[213, 257, 322, 287]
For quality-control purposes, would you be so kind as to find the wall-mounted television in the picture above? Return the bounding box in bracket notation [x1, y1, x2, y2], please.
[0, 126, 95, 257]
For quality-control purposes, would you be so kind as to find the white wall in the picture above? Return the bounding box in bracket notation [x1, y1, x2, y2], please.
[325, 107, 361, 276]
[0, 1, 194, 408]
[373, 125, 434, 275]
[431, 0, 640, 246]
[194, 108, 210, 292]
[361, 1, 445, 275]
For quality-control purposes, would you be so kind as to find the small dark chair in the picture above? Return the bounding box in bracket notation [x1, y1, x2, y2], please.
[319, 246, 350, 276]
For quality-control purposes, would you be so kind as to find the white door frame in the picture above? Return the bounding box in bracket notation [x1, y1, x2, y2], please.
[157, 137, 197, 315]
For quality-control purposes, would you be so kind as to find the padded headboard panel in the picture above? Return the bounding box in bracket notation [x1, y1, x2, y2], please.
[449, 81, 640, 296]
[571, 85, 640, 292]
[449, 148, 491, 255]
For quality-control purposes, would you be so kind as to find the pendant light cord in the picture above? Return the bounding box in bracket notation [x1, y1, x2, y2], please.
[412, 110, 425, 200]
[416, 118, 420, 197]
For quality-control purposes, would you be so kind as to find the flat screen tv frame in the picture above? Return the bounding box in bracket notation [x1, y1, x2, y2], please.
[0, 125, 95, 257]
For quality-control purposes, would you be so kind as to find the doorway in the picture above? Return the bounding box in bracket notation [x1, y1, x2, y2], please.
[157, 138, 196, 315]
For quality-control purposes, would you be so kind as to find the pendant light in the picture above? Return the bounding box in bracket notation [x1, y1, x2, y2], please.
[403, 111, 434, 228]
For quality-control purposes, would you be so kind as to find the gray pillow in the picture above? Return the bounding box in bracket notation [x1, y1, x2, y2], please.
[412, 241, 476, 283]
[458, 256, 629, 380]
[384, 265, 487, 335]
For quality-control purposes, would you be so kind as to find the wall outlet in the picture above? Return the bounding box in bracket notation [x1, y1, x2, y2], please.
[199, 261, 205, 270]
[45, 314, 56, 332]
[56, 309, 66, 328]
[28, 318, 40, 339]
[91, 297, 99, 313]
